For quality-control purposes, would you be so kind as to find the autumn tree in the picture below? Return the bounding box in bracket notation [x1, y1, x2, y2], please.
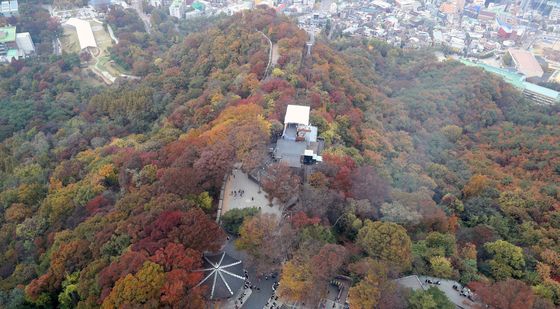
[483, 240, 525, 280]
[356, 220, 412, 271]
[462, 175, 491, 198]
[429, 256, 454, 278]
[221, 207, 260, 235]
[349, 166, 390, 216]
[348, 258, 387, 309]
[349, 272, 383, 309]
[101, 261, 165, 308]
[407, 286, 454, 309]
[472, 279, 535, 309]
[278, 244, 348, 305]
[261, 163, 301, 204]
[277, 258, 313, 303]
[235, 214, 281, 273]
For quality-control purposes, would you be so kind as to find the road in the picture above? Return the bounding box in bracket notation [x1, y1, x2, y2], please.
[257, 30, 274, 79]
[131, 0, 152, 34]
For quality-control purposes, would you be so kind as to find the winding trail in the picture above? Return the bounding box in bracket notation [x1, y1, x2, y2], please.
[107, 24, 119, 45]
[257, 30, 277, 80]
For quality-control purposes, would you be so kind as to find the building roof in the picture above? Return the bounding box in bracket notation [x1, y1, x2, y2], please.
[0, 26, 16, 43]
[440, 2, 458, 14]
[284, 105, 310, 125]
[6, 48, 18, 60]
[508, 48, 544, 78]
[0, 0, 18, 13]
[459, 59, 526, 89]
[195, 252, 245, 300]
[65, 18, 97, 50]
[15, 32, 34, 54]
[523, 81, 560, 99]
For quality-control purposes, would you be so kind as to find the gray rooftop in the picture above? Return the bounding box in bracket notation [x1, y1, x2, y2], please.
[274, 138, 307, 168]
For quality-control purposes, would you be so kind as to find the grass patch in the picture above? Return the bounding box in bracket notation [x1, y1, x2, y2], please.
[60, 26, 80, 54]
[90, 21, 113, 54]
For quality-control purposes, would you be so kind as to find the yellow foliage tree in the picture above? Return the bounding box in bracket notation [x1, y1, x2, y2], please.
[463, 175, 491, 197]
[277, 259, 313, 303]
[101, 261, 165, 309]
[348, 272, 381, 309]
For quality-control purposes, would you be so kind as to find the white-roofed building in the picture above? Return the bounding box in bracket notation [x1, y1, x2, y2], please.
[284, 105, 310, 126]
[276, 105, 322, 167]
[169, 0, 186, 19]
[65, 18, 97, 50]
[15, 32, 34, 57]
[0, 0, 18, 17]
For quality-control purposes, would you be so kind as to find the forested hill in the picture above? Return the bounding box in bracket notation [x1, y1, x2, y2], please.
[0, 7, 559, 308]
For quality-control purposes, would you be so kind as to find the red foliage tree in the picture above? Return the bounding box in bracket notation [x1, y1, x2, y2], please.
[471, 279, 534, 309]
[261, 163, 301, 204]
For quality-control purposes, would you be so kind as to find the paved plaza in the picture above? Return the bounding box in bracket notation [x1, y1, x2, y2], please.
[222, 169, 282, 218]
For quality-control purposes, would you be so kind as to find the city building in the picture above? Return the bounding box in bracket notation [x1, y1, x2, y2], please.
[15, 32, 35, 58]
[169, 0, 186, 19]
[395, 0, 421, 11]
[0, 26, 35, 63]
[255, 0, 274, 7]
[0, 0, 18, 17]
[508, 48, 544, 78]
[89, 0, 111, 9]
[523, 82, 560, 104]
[550, 6, 560, 20]
[150, 0, 163, 7]
[440, 2, 458, 14]
[461, 59, 558, 105]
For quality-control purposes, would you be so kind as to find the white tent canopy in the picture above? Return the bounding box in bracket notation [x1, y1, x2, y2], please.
[65, 18, 97, 50]
[284, 105, 310, 126]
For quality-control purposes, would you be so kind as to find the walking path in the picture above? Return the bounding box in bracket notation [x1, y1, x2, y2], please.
[106, 24, 119, 44]
[257, 30, 277, 79]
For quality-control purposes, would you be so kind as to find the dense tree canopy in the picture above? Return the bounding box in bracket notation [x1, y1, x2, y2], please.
[0, 6, 558, 309]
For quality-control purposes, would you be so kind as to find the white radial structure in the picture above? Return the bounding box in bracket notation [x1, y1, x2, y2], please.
[195, 252, 245, 299]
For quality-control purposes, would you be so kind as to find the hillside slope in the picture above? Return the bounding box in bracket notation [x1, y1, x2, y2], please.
[0, 8, 558, 308]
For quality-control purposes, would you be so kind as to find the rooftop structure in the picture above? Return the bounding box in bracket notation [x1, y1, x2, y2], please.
[275, 105, 322, 167]
[508, 48, 544, 78]
[284, 105, 310, 126]
[0, 0, 18, 17]
[395, 0, 420, 11]
[440, 2, 458, 14]
[15, 32, 35, 57]
[255, 0, 274, 7]
[195, 252, 245, 300]
[460, 59, 559, 104]
[65, 18, 97, 50]
[169, 0, 186, 19]
[0, 26, 16, 44]
[523, 82, 560, 104]
[1, 26, 34, 63]
[89, 0, 111, 9]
